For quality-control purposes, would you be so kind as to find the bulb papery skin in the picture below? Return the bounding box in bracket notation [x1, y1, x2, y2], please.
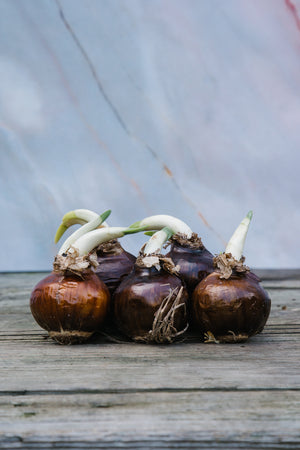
[94, 241, 136, 296]
[113, 266, 188, 342]
[30, 271, 110, 344]
[192, 271, 271, 343]
[166, 241, 214, 296]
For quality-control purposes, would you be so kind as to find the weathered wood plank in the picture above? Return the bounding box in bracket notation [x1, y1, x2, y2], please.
[1, 329, 300, 391]
[253, 269, 300, 281]
[0, 271, 299, 449]
[0, 273, 299, 393]
[0, 391, 299, 449]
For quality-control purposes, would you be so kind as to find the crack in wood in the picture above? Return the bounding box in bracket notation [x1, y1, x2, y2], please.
[0, 439, 297, 449]
[1, 386, 300, 397]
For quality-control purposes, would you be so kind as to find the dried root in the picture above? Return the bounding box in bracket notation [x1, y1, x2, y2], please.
[204, 331, 219, 344]
[218, 331, 249, 343]
[134, 287, 188, 344]
[49, 330, 93, 345]
[204, 330, 249, 344]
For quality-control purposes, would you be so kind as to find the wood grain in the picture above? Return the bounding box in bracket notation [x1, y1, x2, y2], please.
[0, 271, 299, 449]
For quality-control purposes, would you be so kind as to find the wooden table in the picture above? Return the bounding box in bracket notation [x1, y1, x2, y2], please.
[0, 271, 299, 449]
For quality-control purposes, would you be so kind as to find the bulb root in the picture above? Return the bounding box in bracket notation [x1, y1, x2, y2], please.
[49, 330, 94, 345]
[134, 287, 188, 344]
[217, 331, 250, 343]
[204, 331, 220, 344]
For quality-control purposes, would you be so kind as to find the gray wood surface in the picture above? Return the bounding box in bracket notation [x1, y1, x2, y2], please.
[0, 271, 299, 449]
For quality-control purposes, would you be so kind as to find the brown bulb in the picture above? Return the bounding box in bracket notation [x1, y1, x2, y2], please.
[95, 240, 136, 296]
[166, 238, 214, 295]
[30, 271, 110, 344]
[192, 271, 271, 343]
[114, 266, 188, 343]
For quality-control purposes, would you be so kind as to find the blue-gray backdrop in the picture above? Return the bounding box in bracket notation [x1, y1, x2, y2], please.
[1, 0, 299, 270]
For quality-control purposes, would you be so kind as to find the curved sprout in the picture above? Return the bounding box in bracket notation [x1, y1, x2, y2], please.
[58, 210, 111, 255]
[129, 215, 192, 239]
[143, 227, 174, 256]
[70, 226, 145, 256]
[55, 208, 109, 243]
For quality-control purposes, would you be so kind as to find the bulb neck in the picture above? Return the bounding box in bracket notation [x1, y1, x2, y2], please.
[53, 250, 98, 277]
[96, 239, 125, 256]
[133, 264, 159, 277]
[171, 232, 204, 250]
[213, 253, 250, 280]
[135, 254, 179, 276]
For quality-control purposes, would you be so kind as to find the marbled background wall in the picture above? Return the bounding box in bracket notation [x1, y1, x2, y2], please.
[0, 0, 299, 271]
